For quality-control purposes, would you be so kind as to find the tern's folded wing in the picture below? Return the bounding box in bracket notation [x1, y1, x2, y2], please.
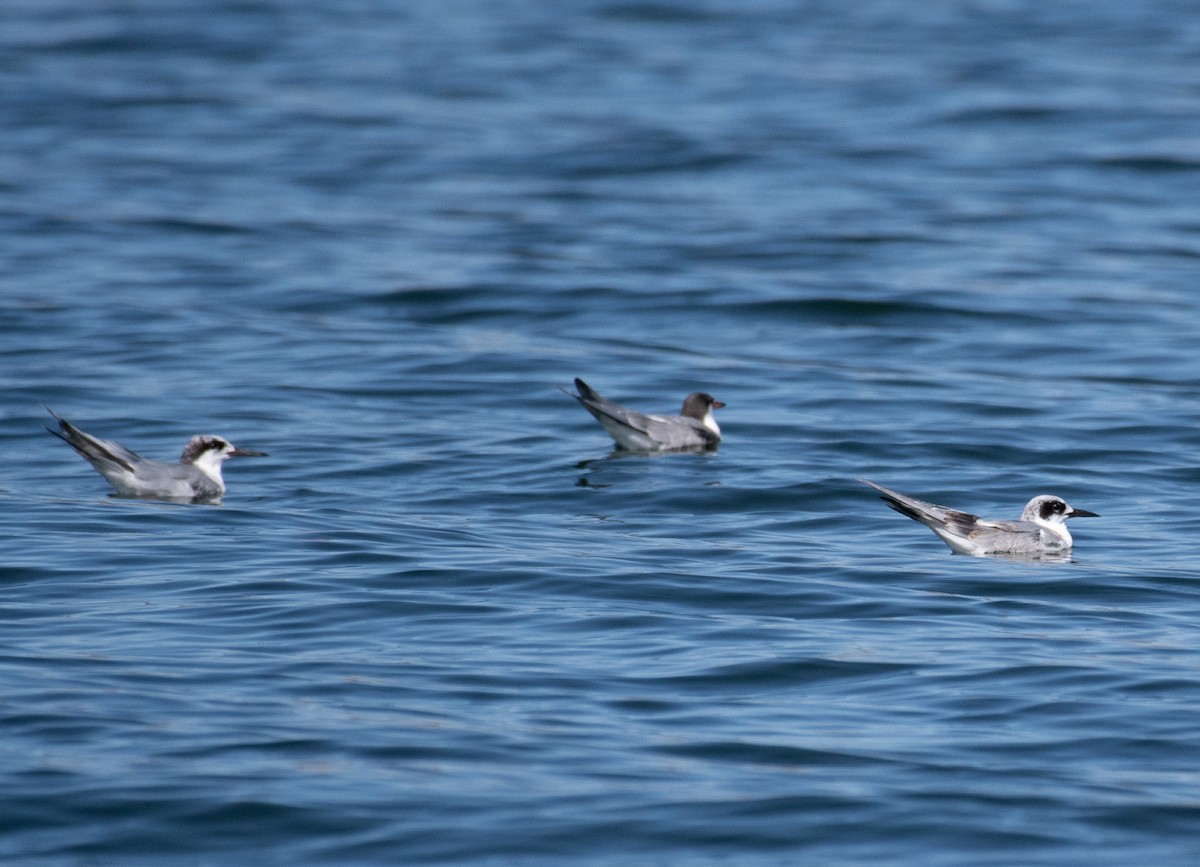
[966, 519, 1049, 554]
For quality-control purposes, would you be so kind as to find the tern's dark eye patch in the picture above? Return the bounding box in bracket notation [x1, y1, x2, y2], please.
[1039, 499, 1067, 519]
[181, 437, 230, 463]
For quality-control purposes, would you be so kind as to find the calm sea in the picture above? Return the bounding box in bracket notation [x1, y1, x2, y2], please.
[3, 1, 1200, 864]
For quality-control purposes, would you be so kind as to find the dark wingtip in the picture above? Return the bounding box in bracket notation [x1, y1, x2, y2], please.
[878, 496, 921, 521]
[43, 406, 71, 443]
[572, 378, 600, 400]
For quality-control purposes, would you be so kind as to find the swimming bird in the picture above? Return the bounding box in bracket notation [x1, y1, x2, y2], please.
[561, 378, 724, 451]
[46, 408, 267, 502]
[860, 479, 1098, 557]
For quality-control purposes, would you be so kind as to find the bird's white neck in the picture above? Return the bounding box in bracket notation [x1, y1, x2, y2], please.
[190, 450, 228, 491]
[1035, 517, 1072, 547]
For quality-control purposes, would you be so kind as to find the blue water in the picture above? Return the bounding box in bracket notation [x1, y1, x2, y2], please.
[4, 1, 1200, 864]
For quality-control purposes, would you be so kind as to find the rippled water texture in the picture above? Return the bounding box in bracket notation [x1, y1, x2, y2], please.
[3, 1, 1200, 864]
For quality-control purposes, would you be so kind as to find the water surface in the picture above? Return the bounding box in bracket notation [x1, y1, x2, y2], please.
[3, 1, 1200, 864]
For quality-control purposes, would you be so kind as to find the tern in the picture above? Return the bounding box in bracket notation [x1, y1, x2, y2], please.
[562, 378, 724, 451]
[860, 479, 1099, 557]
[47, 408, 267, 502]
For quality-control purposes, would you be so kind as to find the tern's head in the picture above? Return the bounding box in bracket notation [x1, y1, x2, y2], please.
[181, 435, 268, 483]
[1022, 495, 1100, 527]
[681, 392, 725, 434]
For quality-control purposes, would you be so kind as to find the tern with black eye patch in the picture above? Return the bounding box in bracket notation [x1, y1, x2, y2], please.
[46, 408, 267, 502]
[860, 479, 1099, 557]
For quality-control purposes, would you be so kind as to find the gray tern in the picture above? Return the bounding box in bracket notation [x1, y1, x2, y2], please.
[47, 408, 267, 502]
[562, 378, 724, 451]
[860, 479, 1099, 557]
